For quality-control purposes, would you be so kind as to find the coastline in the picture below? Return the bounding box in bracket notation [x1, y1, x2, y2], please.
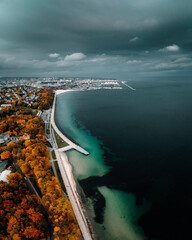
[51, 90, 89, 155]
[50, 90, 93, 240]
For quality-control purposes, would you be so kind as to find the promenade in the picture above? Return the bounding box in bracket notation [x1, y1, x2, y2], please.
[50, 90, 93, 240]
[51, 90, 89, 155]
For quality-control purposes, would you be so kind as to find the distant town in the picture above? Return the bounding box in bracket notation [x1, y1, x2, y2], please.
[0, 77, 123, 111]
[0, 77, 122, 90]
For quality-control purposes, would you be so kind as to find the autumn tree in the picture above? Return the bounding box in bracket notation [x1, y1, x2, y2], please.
[1, 151, 11, 161]
[7, 141, 16, 151]
[0, 172, 50, 239]
[0, 146, 6, 154]
[0, 88, 80, 240]
[37, 89, 53, 110]
[0, 122, 7, 133]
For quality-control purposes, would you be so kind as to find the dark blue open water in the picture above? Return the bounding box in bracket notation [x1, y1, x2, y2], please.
[55, 79, 192, 240]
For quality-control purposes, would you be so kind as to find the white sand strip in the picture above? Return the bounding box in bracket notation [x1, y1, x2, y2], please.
[55, 149, 92, 240]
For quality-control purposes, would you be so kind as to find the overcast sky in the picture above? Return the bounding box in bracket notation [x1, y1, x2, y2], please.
[0, 0, 192, 80]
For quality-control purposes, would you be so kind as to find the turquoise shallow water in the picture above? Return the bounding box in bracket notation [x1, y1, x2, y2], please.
[55, 92, 109, 180]
[55, 90, 149, 240]
[97, 187, 149, 240]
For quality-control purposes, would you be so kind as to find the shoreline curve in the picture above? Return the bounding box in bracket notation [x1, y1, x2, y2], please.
[50, 90, 93, 240]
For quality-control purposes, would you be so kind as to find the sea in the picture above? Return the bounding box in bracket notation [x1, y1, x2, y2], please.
[55, 78, 192, 240]
[0, 161, 7, 173]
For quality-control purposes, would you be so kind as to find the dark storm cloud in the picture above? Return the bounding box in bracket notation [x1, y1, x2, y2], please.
[0, 0, 192, 78]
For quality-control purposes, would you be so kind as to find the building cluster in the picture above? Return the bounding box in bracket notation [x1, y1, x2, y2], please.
[0, 77, 122, 91]
[73, 79, 122, 90]
[0, 86, 39, 109]
[0, 132, 30, 145]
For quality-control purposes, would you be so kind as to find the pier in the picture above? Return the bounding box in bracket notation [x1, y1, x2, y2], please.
[121, 81, 136, 90]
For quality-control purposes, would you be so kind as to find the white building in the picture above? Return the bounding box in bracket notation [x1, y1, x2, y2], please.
[0, 104, 12, 108]
[23, 133, 30, 140]
[0, 170, 11, 183]
[11, 136, 20, 143]
[0, 133, 10, 144]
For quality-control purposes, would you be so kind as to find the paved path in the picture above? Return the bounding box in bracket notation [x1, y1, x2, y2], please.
[50, 90, 93, 240]
[58, 145, 73, 152]
[50, 91, 89, 155]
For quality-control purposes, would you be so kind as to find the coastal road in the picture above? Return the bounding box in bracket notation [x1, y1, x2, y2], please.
[50, 91, 93, 240]
[12, 162, 45, 207]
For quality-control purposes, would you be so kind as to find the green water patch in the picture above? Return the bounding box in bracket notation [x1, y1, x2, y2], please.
[0, 161, 7, 172]
[56, 91, 149, 239]
[55, 92, 109, 180]
[97, 186, 150, 240]
[66, 132, 109, 180]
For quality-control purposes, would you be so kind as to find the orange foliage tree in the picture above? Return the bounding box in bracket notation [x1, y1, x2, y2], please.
[0, 88, 80, 240]
[1, 151, 11, 160]
[7, 141, 16, 151]
[0, 122, 7, 134]
[0, 172, 50, 239]
[17, 133, 80, 239]
[37, 89, 53, 110]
